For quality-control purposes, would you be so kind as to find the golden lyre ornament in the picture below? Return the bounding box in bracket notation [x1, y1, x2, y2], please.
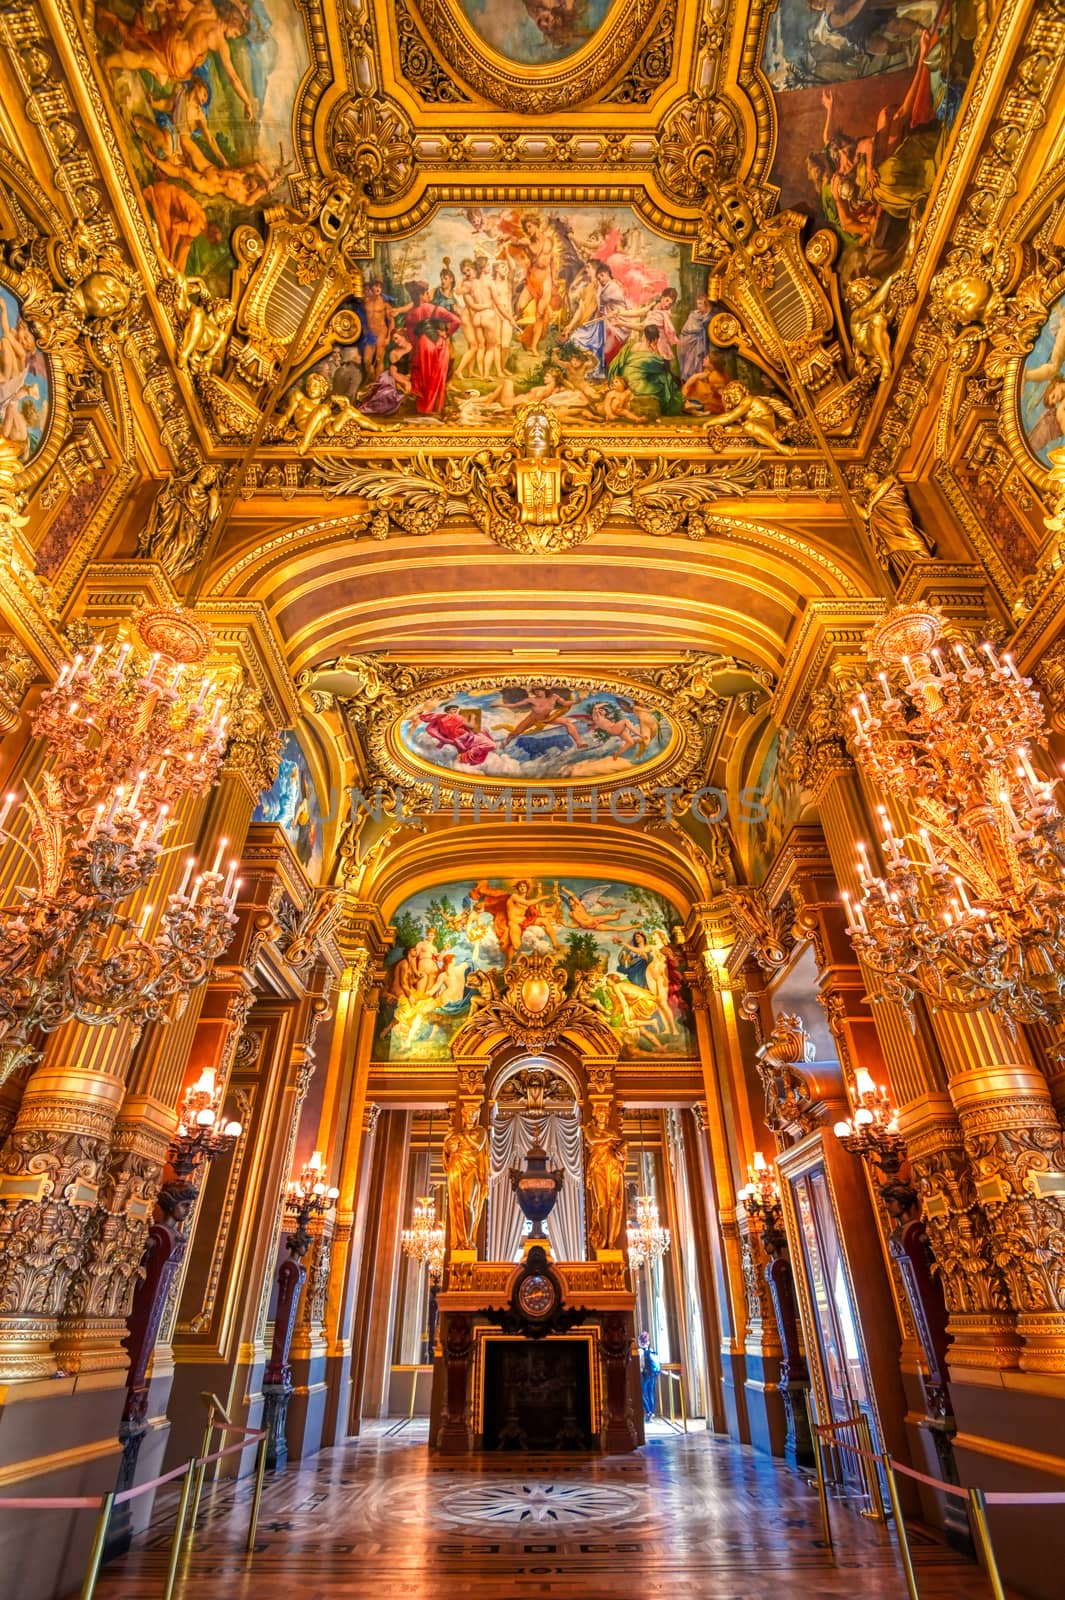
[0, 606, 239, 1083]
[843, 603, 1065, 1028]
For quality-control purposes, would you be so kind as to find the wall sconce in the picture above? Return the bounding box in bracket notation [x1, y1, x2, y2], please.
[285, 1150, 339, 1257]
[169, 1066, 242, 1178]
[737, 1152, 787, 1254]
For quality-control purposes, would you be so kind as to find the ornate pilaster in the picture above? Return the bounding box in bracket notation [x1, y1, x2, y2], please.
[0, 1066, 125, 1380]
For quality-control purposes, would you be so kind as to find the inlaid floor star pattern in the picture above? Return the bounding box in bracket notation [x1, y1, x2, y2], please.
[91, 1420, 1011, 1599]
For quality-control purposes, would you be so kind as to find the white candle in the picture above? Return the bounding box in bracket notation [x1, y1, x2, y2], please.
[177, 857, 195, 898]
[842, 890, 857, 931]
[137, 902, 154, 939]
[211, 837, 227, 876]
[919, 828, 939, 869]
[189, 874, 203, 908]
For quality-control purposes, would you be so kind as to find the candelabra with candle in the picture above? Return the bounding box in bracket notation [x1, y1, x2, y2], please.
[833, 1068, 908, 1179]
[285, 1150, 339, 1256]
[737, 1152, 787, 1254]
[168, 1066, 243, 1178]
[0, 606, 239, 1083]
[842, 603, 1065, 1029]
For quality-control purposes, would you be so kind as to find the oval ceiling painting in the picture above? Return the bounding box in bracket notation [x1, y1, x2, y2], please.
[0, 283, 51, 467]
[396, 683, 679, 783]
[458, 0, 618, 65]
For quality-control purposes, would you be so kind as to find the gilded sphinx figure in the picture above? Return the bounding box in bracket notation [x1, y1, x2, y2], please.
[444, 1102, 490, 1253]
[584, 1103, 628, 1252]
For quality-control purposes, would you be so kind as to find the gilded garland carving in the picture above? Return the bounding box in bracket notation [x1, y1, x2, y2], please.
[311, 410, 763, 554]
[450, 951, 618, 1056]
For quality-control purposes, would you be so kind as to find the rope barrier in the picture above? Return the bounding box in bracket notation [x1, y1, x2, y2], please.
[0, 1422, 269, 1600]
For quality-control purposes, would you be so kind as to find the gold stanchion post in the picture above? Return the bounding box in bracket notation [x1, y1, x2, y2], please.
[79, 1491, 116, 1600]
[163, 1462, 196, 1600]
[813, 1430, 834, 1552]
[968, 1487, 1007, 1600]
[857, 1415, 887, 1522]
[246, 1434, 268, 1554]
[882, 1454, 921, 1600]
[186, 1400, 217, 1541]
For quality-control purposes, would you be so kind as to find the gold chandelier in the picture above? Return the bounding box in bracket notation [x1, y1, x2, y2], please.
[402, 1110, 445, 1283]
[626, 1110, 670, 1269]
[842, 604, 1065, 1027]
[0, 607, 238, 1083]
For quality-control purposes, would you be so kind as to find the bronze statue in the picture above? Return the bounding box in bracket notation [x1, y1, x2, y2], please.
[443, 1102, 489, 1252]
[583, 1103, 628, 1252]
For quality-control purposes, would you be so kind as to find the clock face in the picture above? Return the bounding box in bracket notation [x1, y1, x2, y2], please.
[517, 1272, 556, 1319]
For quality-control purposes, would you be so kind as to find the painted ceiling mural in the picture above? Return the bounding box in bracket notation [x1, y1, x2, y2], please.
[94, 0, 311, 295]
[1020, 294, 1065, 470]
[253, 730, 326, 879]
[457, 0, 618, 64]
[303, 204, 768, 426]
[762, 0, 982, 279]
[397, 684, 678, 782]
[373, 877, 695, 1062]
[0, 285, 50, 465]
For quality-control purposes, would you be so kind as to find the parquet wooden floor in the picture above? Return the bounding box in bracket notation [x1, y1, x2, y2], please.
[91, 1419, 1009, 1599]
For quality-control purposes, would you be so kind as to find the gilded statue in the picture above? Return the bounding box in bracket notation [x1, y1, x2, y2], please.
[165, 265, 234, 376]
[138, 462, 222, 578]
[443, 1103, 489, 1253]
[858, 472, 936, 580]
[514, 404, 562, 527]
[844, 223, 917, 384]
[709, 382, 796, 456]
[277, 372, 390, 456]
[583, 1103, 628, 1253]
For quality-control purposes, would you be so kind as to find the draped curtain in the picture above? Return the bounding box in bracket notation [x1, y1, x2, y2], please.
[488, 1111, 586, 1262]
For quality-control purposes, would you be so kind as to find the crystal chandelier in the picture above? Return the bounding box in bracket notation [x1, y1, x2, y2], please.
[737, 1151, 787, 1252]
[401, 1110, 445, 1283]
[285, 1150, 339, 1255]
[842, 603, 1065, 1028]
[169, 1066, 243, 1177]
[0, 607, 239, 1083]
[833, 1069, 906, 1178]
[626, 1111, 670, 1269]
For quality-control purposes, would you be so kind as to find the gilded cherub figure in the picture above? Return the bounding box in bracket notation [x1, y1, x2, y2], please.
[710, 381, 796, 456]
[278, 372, 390, 456]
[165, 264, 234, 376]
[845, 224, 918, 384]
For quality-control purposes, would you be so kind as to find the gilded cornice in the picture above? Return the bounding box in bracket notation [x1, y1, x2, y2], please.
[770, 600, 886, 734]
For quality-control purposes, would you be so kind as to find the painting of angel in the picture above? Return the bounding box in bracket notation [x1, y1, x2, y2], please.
[398, 684, 675, 781]
[321, 204, 765, 428]
[373, 876, 695, 1061]
[459, 0, 617, 66]
[95, 0, 310, 295]
[1020, 295, 1065, 469]
[0, 286, 49, 464]
[762, 0, 985, 280]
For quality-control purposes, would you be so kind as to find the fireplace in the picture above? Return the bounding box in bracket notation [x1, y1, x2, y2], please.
[479, 1334, 596, 1451]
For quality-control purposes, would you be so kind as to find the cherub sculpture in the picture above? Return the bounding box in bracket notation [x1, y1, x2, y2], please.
[710, 381, 796, 456]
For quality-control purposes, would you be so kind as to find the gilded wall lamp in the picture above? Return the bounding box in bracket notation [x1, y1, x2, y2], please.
[833, 1068, 916, 1215]
[626, 1111, 670, 1270]
[285, 1149, 339, 1257]
[0, 607, 239, 1083]
[738, 1152, 787, 1255]
[842, 603, 1065, 1030]
[168, 1066, 243, 1177]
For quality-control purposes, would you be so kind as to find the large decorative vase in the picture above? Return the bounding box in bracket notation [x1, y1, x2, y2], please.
[509, 1145, 564, 1241]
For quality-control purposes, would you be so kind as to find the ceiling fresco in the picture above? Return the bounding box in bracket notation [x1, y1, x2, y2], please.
[93, 0, 311, 294]
[303, 202, 768, 427]
[763, 0, 981, 279]
[395, 683, 679, 782]
[0, 284, 50, 466]
[373, 875, 696, 1062]
[455, 0, 618, 65]
[1020, 295, 1065, 470]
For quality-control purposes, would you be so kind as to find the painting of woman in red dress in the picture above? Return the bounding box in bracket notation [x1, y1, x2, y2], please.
[396, 281, 461, 414]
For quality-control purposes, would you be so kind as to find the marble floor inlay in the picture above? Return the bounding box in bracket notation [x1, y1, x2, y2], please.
[90, 1420, 1011, 1599]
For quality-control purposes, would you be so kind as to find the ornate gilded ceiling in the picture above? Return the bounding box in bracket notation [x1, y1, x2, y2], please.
[1, 0, 1064, 906]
